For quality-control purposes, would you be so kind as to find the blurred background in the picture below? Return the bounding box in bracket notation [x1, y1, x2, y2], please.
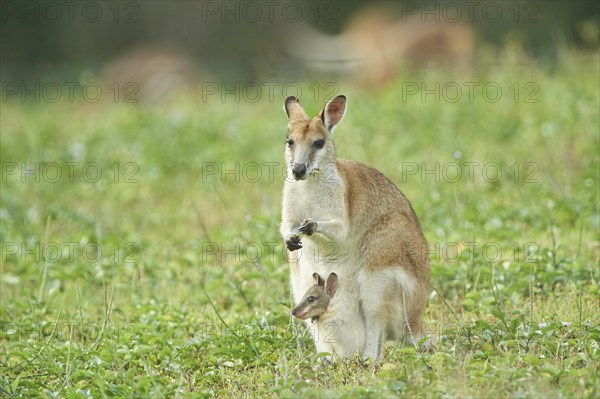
[1, 0, 598, 101]
[1, 4, 599, 397]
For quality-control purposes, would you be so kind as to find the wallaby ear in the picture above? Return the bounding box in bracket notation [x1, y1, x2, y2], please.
[284, 96, 308, 123]
[319, 95, 346, 133]
[313, 272, 325, 287]
[325, 273, 339, 297]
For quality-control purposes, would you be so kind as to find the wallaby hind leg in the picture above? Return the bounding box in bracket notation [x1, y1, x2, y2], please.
[362, 318, 383, 360]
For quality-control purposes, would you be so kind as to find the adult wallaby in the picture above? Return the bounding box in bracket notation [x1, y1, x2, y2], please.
[281, 95, 430, 359]
[292, 272, 365, 361]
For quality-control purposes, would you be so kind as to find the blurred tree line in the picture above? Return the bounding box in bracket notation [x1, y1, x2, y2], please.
[1, 0, 598, 81]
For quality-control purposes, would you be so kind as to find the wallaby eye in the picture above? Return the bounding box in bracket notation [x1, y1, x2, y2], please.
[313, 139, 325, 149]
[286, 139, 294, 147]
[307, 296, 316, 302]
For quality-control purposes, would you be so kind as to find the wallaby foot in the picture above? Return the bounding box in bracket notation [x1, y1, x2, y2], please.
[417, 336, 435, 352]
[318, 354, 335, 366]
[362, 342, 382, 362]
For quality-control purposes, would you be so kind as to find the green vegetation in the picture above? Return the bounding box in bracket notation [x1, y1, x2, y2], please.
[1, 49, 599, 398]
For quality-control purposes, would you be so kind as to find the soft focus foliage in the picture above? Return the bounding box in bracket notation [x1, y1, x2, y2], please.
[1, 49, 599, 397]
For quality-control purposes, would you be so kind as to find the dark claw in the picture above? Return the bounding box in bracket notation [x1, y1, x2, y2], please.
[285, 235, 302, 251]
[298, 219, 317, 236]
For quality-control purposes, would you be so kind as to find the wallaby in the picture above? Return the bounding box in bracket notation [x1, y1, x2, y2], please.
[281, 95, 430, 359]
[292, 272, 365, 361]
[291, 272, 335, 322]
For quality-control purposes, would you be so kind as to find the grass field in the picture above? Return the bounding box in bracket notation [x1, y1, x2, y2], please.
[1, 48, 599, 398]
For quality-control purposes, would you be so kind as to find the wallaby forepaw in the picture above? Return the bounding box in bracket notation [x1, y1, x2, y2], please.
[298, 219, 317, 236]
[285, 234, 302, 251]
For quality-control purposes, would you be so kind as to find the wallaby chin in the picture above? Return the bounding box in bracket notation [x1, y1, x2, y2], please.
[292, 174, 308, 182]
[293, 312, 309, 320]
[282, 95, 429, 361]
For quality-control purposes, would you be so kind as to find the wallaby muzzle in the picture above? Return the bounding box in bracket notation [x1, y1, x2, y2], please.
[291, 305, 306, 319]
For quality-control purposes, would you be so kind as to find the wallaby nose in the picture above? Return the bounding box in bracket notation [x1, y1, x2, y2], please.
[291, 308, 298, 316]
[292, 164, 307, 179]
